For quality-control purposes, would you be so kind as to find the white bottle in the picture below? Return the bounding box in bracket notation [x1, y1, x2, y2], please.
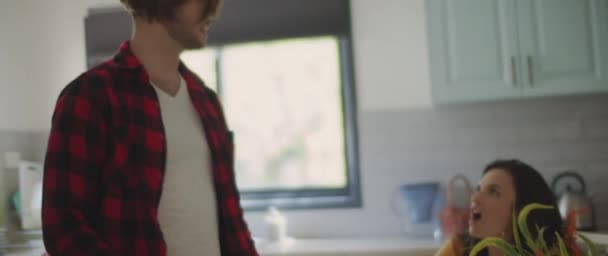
[265, 206, 287, 242]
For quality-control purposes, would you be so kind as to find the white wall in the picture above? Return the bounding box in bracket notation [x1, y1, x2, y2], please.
[0, 3, 37, 131]
[0, 1, 86, 132]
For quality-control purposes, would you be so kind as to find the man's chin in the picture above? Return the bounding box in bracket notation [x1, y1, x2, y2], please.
[180, 38, 207, 50]
[183, 42, 206, 50]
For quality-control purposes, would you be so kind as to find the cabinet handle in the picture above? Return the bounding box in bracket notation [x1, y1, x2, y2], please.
[511, 56, 518, 86]
[527, 55, 534, 85]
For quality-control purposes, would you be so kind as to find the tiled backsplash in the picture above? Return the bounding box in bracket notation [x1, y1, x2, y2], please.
[358, 94, 608, 233]
[2, 94, 608, 239]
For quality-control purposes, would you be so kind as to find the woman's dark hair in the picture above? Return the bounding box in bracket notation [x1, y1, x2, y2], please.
[463, 159, 564, 255]
[120, 0, 223, 22]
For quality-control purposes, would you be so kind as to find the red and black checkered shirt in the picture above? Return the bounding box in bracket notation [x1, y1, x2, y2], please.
[42, 41, 258, 256]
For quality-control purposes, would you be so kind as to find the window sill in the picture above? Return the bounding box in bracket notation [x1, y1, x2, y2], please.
[241, 194, 361, 211]
[255, 237, 440, 256]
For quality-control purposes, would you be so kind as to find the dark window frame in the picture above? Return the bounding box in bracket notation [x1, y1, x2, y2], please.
[211, 35, 361, 211]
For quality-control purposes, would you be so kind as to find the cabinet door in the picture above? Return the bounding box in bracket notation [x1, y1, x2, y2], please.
[427, 0, 521, 103]
[517, 0, 608, 97]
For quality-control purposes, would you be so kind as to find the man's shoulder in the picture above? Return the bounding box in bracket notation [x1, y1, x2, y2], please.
[56, 61, 125, 109]
[61, 60, 123, 97]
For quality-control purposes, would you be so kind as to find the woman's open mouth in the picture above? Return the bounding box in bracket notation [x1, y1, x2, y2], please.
[470, 209, 483, 224]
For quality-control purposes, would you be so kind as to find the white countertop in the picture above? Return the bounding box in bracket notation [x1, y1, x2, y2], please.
[9, 233, 604, 256]
[6, 233, 604, 256]
[5, 248, 46, 256]
[580, 231, 608, 246]
[255, 237, 441, 256]
[3, 237, 442, 256]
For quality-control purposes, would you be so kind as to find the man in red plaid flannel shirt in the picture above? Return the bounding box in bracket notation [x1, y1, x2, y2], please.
[41, 0, 258, 255]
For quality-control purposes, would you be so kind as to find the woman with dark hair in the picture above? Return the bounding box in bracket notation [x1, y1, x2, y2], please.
[436, 159, 564, 256]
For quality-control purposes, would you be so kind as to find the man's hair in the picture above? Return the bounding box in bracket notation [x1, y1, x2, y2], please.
[120, 0, 223, 22]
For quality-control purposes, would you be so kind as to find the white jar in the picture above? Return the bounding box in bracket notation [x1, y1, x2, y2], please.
[265, 207, 287, 242]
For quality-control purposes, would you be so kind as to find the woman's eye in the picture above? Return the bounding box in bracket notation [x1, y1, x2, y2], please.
[488, 188, 500, 196]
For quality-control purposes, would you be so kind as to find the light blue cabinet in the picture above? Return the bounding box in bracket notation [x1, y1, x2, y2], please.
[427, 0, 608, 104]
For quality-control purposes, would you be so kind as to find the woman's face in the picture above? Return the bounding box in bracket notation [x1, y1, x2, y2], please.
[469, 168, 517, 239]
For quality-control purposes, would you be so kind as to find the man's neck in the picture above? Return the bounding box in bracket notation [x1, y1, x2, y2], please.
[130, 20, 182, 95]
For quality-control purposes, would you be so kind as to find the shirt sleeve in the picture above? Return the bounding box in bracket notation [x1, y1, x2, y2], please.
[42, 77, 114, 256]
[206, 89, 259, 256]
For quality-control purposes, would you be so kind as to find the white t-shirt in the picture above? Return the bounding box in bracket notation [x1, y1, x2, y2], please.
[153, 77, 221, 256]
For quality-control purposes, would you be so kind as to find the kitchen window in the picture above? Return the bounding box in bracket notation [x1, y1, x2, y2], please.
[181, 35, 361, 210]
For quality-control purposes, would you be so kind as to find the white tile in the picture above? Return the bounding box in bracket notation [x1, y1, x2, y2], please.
[575, 94, 608, 118]
[492, 97, 581, 123]
[360, 111, 454, 146]
[498, 141, 608, 165]
[432, 104, 497, 127]
[593, 202, 608, 230]
[495, 143, 565, 166]
[392, 145, 500, 171]
[582, 117, 608, 139]
[31, 131, 49, 162]
[588, 162, 608, 174]
[0, 131, 34, 169]
[581, 166, 608, 202]
[532, 163, 587, 187]
[517, 119, 581, 143]
[450, 123, 519, 146]
[556, 141, 608, 163]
